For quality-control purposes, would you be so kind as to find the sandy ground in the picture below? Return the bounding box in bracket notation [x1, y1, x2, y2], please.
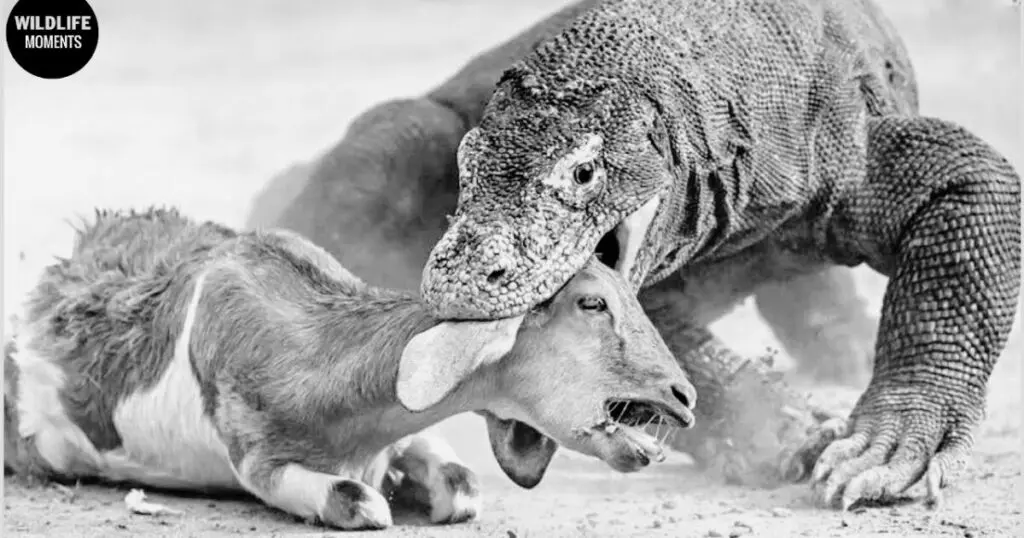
[2, 1, 1022, 536]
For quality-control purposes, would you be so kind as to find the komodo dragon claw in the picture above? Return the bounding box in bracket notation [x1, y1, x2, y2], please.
[786, 388, 976, 511]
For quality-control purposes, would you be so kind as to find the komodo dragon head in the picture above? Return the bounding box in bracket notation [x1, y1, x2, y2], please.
[421, 56, 703, 321]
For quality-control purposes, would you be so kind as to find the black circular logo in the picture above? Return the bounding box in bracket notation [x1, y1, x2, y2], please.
[5, 0, 99, 79]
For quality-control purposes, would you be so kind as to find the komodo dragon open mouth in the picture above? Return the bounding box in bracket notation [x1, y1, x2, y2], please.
[593, 196, 662, 284]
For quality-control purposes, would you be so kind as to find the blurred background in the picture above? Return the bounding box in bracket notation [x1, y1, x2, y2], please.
[2, 1, 1021, 535]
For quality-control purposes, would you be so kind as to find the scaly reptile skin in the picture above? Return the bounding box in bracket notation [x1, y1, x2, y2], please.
[417, 0, 1021, 509]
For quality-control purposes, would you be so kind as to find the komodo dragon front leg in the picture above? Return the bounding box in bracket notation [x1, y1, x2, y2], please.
[785, 116, 1021, 509]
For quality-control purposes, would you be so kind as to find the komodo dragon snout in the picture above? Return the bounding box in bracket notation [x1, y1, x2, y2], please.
[421, 70, 679, 320]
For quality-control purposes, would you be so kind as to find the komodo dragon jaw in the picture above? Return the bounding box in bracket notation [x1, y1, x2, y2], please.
[420, 69, 678, 320]
[420, 209, 604, 321]
[421, 193, 665, 321]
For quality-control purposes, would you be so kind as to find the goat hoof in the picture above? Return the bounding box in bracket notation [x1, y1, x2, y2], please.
[320, 479, 393, 530]
[427, 462, 480, 524]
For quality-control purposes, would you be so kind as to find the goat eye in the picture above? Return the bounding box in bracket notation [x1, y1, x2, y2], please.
[577, 296, 607, 312]
[573, 162, 596, 185]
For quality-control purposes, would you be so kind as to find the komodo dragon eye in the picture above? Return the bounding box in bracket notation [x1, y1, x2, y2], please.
[577, 296, 607, 312]
[573, 162, 596, 185]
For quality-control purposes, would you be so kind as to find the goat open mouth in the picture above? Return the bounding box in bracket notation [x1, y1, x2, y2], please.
[593, 196, 661, 279]
[598, 397, 686, 466]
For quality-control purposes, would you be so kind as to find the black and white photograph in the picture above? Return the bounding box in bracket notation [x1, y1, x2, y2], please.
[2, 0, 1021, 536]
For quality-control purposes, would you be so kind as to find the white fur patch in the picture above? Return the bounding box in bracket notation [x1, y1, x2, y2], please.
[399, 432, 478, 523]
[235, 459, 392, 528]
[239, 460, 333, 520]
[443, 491, 481, 523]
[12, 325, 104, 475]
[104, 273, 238, 489]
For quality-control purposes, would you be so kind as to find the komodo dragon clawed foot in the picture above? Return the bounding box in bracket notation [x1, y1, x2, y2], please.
[785, 391, 975, 511]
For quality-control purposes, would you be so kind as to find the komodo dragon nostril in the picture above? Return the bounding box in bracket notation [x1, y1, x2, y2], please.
[487, 268, 507, 285]
[479, 227, 516, 286]
[484, 253, 514, 285]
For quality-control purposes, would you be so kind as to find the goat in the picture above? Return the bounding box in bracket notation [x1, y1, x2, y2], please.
[4, 208, 697, 530]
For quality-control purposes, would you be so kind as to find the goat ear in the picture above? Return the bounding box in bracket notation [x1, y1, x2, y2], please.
[397, 315, 525, 412]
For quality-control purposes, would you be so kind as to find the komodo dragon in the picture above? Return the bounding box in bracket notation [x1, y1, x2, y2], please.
[246, 0, 1020, 510]
[413, 0, 1021, 509]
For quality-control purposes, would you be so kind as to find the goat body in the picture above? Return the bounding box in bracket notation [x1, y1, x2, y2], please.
[4, 208, 480, 528]
[4, 207, 696, 530]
